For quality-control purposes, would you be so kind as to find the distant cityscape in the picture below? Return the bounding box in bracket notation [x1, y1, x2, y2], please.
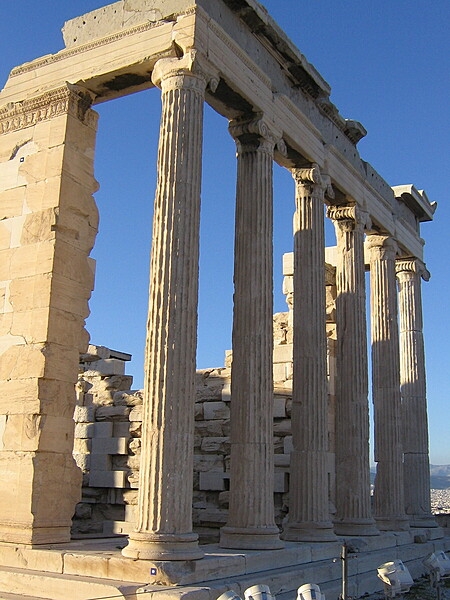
[368, 464, 450, 514]
[430, 464, 450, 514]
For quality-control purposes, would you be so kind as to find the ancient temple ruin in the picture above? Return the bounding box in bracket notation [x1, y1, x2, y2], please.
[0, 0, 448, 598]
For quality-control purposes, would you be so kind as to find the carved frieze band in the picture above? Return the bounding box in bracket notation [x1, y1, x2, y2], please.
[0, 85, 96, 135]
[396, 258, 430, 282]
[152, 50, 219, 94]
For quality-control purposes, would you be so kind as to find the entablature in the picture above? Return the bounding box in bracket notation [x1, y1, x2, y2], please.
[0, 0, 434, 260]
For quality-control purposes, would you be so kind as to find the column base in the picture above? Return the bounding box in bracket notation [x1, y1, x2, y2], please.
[333, 518, 379, 537]
[220, 526, 284, 550]
[121, 531, 204, 561]
[408, 514, 440, 528]
[375, 515, 410, 532]
[281, 520, 337, 542]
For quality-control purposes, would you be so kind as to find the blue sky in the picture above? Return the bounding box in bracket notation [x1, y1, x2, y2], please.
[1, 1, 449, 464]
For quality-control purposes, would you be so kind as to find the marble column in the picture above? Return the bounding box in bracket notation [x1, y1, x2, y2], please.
[367, 235, 409, 531]
[327, 205, 378, 536]
[220, 116, 283, 550]
[123, 51, 216, 560]
[396, 259, 438, 528]
[282, 165, 336, 542]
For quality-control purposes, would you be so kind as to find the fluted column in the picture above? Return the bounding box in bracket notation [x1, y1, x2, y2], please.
[122, 51, 217, 560]
[220, 116, 283, 550]
[396, 259, 438, 528]
[327, 206, 378, 536]
[282, 165, 336, 542]
[368, 236, 409, 531]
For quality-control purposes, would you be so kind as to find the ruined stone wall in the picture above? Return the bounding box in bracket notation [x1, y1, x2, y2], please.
[71, 259, 339, 541]
[72, 311, 308, 541]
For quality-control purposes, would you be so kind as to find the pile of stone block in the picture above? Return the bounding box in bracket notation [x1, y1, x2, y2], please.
[72, 345, 136, 536]
[71, 311, 300, 540]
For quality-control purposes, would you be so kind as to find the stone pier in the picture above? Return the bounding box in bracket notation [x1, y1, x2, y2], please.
[282, 165, 336, 542]
[396, 258, 438, 528]
[122, 52, 214, 561]
[220, 116, 283, 550]
[368, 235, 409, 532]
[328, 206, 378, 537]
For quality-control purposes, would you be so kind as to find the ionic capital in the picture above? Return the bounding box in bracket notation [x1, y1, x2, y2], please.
[366, 234, 399, 261]
[228, 114, 284, 155]
[395, 258, 430, 281]
[152, 50, 219, 94]
[327, 205, 372, 232]
[292, 163, 334, 202]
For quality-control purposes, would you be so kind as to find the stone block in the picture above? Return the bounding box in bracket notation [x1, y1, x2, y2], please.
[274, 454, 290, 468]
[73, 453, 90, 471]
[198, 472, 228, 491]
[283, 252, 294, 276]
[89, 470, 127, 488]
[203, 401, 230, 420]
[196, 382, 224, 401]
[74, 423, 95, 439]
[91, 437, 128, 455]
[274, 471, 288, 493]
[194, 403, 203, 420]
[0, 186, 27, 219]
[273, 419, 292, 436]
[195, 421, 225, 438]
[96, 406, 131, 421]
[221, 383, 231, 402]
[93, 421, 113, 438]
[125, 504, 137, 523]
[284, 436, 293, 454]
[73, 438, 91, 454]
[273, 344, 293, 364]
[113, 421, 131, 437]
[73, 405, 95, 423]
[113, 390, 142, 406]
[87, 358, 126, 376]
[200, 437, 230, 454]
[129, 406, 142, 421]
[90, 454, 112, 471]
[39, 415, 77, 453]
[193, 454, 224, 472]
[0, 221, 11, 250]
[273, 362, 287, 383]
[273, 396, 286, 418]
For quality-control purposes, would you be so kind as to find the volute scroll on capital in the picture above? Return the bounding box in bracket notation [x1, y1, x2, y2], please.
[151, 50, 219, 94]
[395, 257, 431, 282]
[228, 114, 286, 155]
[327, 204, 372, 232]
[292, 163, 335, 202]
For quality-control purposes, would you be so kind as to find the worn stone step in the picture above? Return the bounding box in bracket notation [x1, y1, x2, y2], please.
[0, 566, 142, 600]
